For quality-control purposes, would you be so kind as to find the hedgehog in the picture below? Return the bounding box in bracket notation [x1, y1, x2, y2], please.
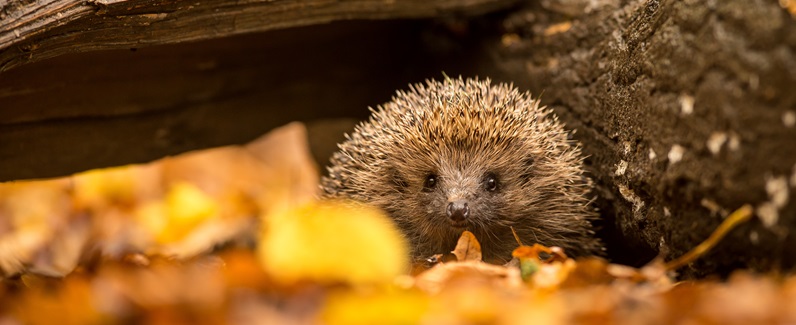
[320, 77, 602, 263]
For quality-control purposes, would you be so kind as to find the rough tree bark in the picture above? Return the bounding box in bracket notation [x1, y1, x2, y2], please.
[493, 0, 796, 277]
[0, 0, 515, 72]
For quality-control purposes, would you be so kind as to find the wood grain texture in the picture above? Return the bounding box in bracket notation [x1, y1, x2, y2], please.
[0, 19, 500, 181]
[0, 0, 517, 72]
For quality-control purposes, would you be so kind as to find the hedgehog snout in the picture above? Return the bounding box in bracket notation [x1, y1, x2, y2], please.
[446, 200, 469, 222]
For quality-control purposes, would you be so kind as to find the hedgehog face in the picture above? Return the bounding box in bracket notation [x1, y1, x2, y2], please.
[379, 143, 552, 263]
[417, 164, 503, 230]
[387, 143, 533, 239]
[320, 78, 601, 261]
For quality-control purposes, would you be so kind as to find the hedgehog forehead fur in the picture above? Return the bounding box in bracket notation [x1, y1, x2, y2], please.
[373, 80, 566, 172]
[321, 77, 601, 263]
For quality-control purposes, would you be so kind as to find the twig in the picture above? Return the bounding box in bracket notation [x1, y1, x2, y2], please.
[665, 204, 754, 271]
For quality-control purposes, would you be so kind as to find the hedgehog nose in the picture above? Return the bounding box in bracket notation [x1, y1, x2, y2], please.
[446, 200, 469, 222]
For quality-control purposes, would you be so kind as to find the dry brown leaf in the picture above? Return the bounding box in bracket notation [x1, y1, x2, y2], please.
[560, 257, 615, 288]
[512, 243, 567, 262]
[512, 243, 572, 284]
[451, 230, 482, 262]
[103, 257, 226, 309]
[0, 122, 321, 277]
[414, 260, 522, 294]
[0, 179, 77, 276]
[11, 275, 105, 325]
[2, 120, 794, 325]
[244, 122, 320, 215]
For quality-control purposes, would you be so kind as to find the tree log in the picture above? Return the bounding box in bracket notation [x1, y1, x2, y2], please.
[0, 2, 515, 181]
[493, 0, 796, 277]
[0, 0, 516, 72]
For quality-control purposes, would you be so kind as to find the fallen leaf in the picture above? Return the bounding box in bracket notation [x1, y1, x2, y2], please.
[73, 165, 161, 209]
[560, 257, 614, 288]
[0, 179, 74, 276]
[244, 122, 320, 216]
[258, 201, 408, 286]
[135, 182, 219, 245]
[512, 244, 567, 281]
[414, 260, 522, 294]
[11, 275, 106, 325]
[451, 230, 482, 262]
[322, 289, 429, 325]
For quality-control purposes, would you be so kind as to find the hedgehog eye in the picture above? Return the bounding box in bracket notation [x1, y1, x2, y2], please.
[484, 173, 498, 192]
[423, 174, 438, 192]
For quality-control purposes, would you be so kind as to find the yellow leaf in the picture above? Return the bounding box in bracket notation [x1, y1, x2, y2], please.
[322, 289, 428, 325]
[165, 182, 218, 226]
[135, 201, 168, 240]
[73, 165, 160, 208]
[136, 182, 219, 244]
[258, 201, 408, 285]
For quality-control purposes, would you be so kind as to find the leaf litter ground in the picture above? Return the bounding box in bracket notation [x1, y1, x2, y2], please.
[0, 123, 794, 324]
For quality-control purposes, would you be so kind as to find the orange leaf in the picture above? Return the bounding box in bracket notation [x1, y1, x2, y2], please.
[452, 230, 482, 262]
